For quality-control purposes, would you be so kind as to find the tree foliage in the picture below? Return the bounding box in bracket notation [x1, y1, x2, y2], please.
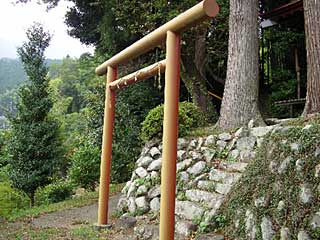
[45, 53, 165, 185]
[8, 23, 61, 206]
[68, 143, 100, 190]
[261, 25, 306, 118]
[112, 81, 164, 181]
[0, 130, 9, 168]
[49, 57, 84, 113]
[17, 0, 229, 117]
[83, 75, 164, 183]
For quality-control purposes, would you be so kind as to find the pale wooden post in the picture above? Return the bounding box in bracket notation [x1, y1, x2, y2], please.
[159, 30, 181, 240]
[97, 66, 117, 226]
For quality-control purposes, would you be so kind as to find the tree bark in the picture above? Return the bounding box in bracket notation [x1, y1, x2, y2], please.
[218, 0, 264, 129]
[302, 0, 320, 115]
[29, 191, 35, 208]
[181, 55, 210, 115]
[181, 27, 215, 120]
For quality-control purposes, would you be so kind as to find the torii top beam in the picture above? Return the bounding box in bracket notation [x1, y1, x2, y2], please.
[95, 0, 219, 76]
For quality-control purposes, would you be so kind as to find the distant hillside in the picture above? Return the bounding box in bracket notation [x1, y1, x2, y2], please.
[0, 58, 26, 93]
[0, 58, 62, 93]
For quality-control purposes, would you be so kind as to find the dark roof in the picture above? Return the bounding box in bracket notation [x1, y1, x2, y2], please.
[261, 0, 303, 20]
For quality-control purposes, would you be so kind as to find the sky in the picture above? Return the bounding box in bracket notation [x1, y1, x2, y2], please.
[0, 0, 95, 59]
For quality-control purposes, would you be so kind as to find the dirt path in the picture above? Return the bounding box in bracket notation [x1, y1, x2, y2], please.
[19, 192, 216, 240]
[31, 193, 157, 239]
[1, 192, 222, 240]
[31, 193, 121, 229]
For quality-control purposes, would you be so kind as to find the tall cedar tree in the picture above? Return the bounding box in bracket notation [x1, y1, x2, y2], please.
[8, 23, 61, 207]
[303, 0, 320, 115]
[218, 0, 264, 129]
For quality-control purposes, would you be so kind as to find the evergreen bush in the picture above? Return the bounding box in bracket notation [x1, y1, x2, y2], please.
[35, 179, 73, 205]
[68, 144, 100, 191]
[0, 182, 28, 218]
[140, 101, 205, 142]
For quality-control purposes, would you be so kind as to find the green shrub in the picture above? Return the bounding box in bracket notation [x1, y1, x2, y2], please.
[0, 166, 9, 182]
[140, 101, 205, 142]
[0, 182, 28, 218]
[68, 144, 100, 191]
[35, 179, 73, 205]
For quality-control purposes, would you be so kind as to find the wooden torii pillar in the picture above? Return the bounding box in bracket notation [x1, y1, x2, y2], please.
[94, 1, 219, 239]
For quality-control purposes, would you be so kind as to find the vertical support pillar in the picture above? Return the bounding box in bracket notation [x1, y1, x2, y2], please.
[295, 48, 301, 99]
[97, 66, 117, 226]
[261, 27, 265, 85]
[159, 31, 181, 240]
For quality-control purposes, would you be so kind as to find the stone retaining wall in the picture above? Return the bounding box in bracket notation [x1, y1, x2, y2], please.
[117, 123, 276, 237]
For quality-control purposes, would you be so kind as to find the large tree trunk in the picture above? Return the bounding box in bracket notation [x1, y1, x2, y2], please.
[181, 27, 215, 120]
[302, 0, 320, 115]
[218, 0, 263, 129]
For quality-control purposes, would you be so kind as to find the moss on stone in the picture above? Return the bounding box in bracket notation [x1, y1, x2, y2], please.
[220, 118, 320, 239]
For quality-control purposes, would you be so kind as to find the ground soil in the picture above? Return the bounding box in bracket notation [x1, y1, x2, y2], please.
[31, 194, 121, 229]
[32, 193, 138, 239]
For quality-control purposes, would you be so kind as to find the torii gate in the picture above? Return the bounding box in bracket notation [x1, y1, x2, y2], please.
[95, 1, 219, 239]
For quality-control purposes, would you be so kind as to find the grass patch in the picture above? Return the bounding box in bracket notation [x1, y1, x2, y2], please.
[71, 225, 110, 240]
[185, 125, 239, 139]
[0, 223, 112, 240]
[0, 223, 65, 240]
[186, 125, 218, 138]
